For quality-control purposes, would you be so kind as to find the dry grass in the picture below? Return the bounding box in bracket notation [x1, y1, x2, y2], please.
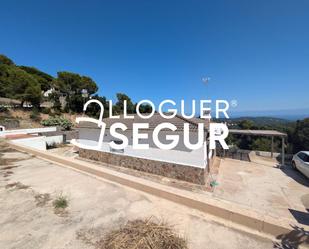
[96, 218, 188, 249]
[7, 109, 43, 128]
[5, 109, 78, 129]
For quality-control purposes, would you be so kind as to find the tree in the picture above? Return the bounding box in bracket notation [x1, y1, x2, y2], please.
[19, 66, 54, 91]
[0, 64, 42, 107]
[0, 55, 102, 111]
[56, 72, 98, 95]
[238, 120, 254, 130]
[85, 95, 109, 118]
[135, 103, 153, 113]
[115, 93, 135, 114]
[291, 118, 309, 152]
[0, 54, 14, 65]
[55, 72, 98, 113]
[251, 138, 272, 151]
[24, 81, 42, 107]
[238, 135, 253, 150]
[48, 91, 62, 112]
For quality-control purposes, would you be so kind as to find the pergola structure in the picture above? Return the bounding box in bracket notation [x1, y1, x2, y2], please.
[228, 129, 287, 166]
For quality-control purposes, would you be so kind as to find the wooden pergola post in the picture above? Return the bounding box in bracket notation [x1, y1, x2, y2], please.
[281, 136, 285, 167]
[271, 136, 274, 158]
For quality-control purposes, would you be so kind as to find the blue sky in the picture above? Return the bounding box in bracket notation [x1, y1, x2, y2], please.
[1, 0, 309, 114]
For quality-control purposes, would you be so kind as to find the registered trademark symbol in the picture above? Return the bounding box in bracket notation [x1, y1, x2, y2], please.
[230, 99, 238, 108]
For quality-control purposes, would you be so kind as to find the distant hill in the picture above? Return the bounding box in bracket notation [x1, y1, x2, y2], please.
[230, 108, 309, 121]
[213, 116, 294, 131]
[225, 116, 291, 126]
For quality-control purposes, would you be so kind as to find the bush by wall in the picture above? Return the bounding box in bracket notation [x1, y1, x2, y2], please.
[30, 109, 41, 122]
[41, 116, 73, 130]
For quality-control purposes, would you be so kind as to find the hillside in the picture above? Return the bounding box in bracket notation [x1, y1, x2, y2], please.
[213, 116, 293, 130]
[0, 109, 78, 129]
[225, 116, 291, 127]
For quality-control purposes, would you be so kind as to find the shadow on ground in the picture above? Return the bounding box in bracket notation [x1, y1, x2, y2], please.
[274, 225, 309, 249]
[289, 209, 309, 226]
[280, 166, 309, 187]
[290, 194, 309, 226]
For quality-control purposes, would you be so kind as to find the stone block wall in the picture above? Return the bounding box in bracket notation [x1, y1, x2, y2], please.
[79, 148, 206, 185]
[0, 118, 19, 129]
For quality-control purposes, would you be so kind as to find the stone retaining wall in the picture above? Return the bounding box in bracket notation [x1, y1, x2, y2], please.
[0, 118, 19, 129]
[79, 148, 206, 185]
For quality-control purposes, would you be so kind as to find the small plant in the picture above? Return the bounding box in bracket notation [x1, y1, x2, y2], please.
[54, 109, 62, 116]
[53, 194, 69, 209]
[59, 117, 73, 130]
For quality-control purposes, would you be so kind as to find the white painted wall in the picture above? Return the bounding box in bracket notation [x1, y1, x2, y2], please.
[10, 135, 63, 151]
[78, 127, 206, 167]
[0, 127, 57, 137]
[11, 137, 47, 150]
[78, 127, 202, 152]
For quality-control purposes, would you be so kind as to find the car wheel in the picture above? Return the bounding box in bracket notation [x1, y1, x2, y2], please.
[292, 161, 297, 170]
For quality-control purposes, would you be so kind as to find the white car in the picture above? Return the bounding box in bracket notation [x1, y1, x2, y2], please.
[292, 151, 309, 178]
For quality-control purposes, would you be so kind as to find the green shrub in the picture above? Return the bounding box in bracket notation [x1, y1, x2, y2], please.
[0, 106, 9, 113]
[53, 108, 62, 116]
[30, 109, 41, 122]
[41, 107, 51, 114]
[41, 116, 73, 130]
[53, 194, 68, 209]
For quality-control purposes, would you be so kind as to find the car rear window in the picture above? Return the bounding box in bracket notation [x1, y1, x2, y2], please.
[298, 153, 309, 162]
[298, 153, 305, 160]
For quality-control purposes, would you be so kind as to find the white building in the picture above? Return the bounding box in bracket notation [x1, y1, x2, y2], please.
[77, 113, 211, 184]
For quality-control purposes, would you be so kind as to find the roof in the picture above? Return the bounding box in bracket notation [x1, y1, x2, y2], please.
[78, 113, 210, 131]
[229, 129, 287, 137]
